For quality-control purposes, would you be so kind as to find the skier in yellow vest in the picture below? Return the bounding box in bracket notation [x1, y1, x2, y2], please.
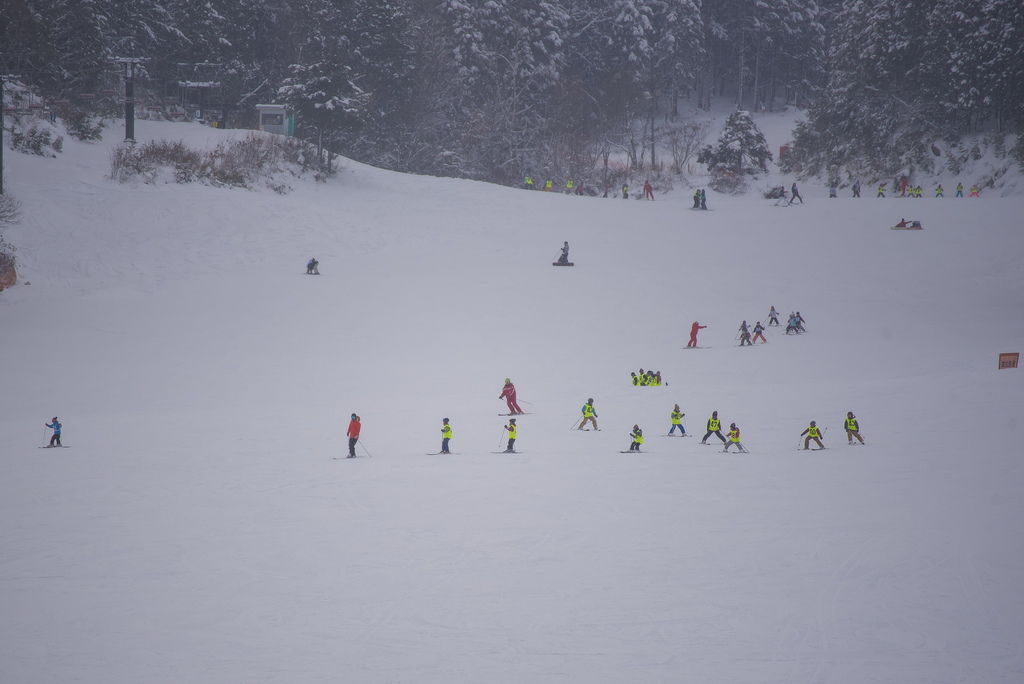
[503, 418, 518, 452]
[701, 411, 726, 444]
[578, 398, 599, 430]
[524, 175, 534, 190]
[844, 412, 864, 445]
[565, 178, 574, 194]
[722, 423, 747, 453]
[627, 424, 644, 452]
[668, 405, 686, 436]
[801, 421, 825, 450]
[440, 418, 453, 454]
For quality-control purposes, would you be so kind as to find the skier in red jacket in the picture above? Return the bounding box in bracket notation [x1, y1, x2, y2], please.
[687, 321, 706, 348]
[499, 378, 524, 414]
[346, 413, 361, 458]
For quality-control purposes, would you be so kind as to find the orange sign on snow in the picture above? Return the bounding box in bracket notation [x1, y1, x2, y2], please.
[998, 353, 1019, 369]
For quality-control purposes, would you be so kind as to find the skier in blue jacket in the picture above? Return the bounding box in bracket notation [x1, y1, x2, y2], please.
[46, 417, 62, 447]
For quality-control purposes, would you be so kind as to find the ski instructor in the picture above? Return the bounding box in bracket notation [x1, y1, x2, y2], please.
[687, 321, 706, 348]
[499, 378, 524, 415]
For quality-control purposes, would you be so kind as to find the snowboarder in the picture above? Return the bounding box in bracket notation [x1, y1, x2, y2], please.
[687, 321, 706, 348]
[752, 321, 767, 344]
[556, 241, 570, 265]
[801, 421, 824, 450]
[722, 423, 747, 453]
[701, 411, 727, 444]
[621, 183, 629, 199]
[306, 258, 320, 275]
[955, 182, 964, 198]
[738, 320, 752, 346]
[578, 398, 599, 430]
[877, 183, 886, 198]
[852, 180, 861, 198]
[628, 424, 644, 452]
[440, 418, 453, 454]
[700, 189, 708, 210]
[844, 411, 864, 445]
[643, 180, 654, 200]
[788, 182, 803, 205]
[503, 418, 518, 452]
[346, 413, 361, 458]
[768, 306, 780, 326]
[692, 189, 701, 209]
[669, 405, 686, 436]
[499, 378, 524, 415]
[45, 416, 62, 447]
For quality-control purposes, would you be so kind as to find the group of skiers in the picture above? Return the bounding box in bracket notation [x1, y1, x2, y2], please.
[737, 321, 767, 346]
[784, 311, 807, 335]
[522, 175, 664, 201]
[691, 189, 708, 209]
[631, 369, 665, 386]
[873, 180, 979, 198]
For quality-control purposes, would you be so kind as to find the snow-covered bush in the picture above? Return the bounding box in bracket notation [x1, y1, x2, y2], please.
[61, 109, 105, 141]
[0, 197, 19, 291]
[109, 134, 332, 191]
[10, 125, 63, 157]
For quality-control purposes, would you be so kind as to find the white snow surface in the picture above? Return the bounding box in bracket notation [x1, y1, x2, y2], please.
[2, 120, 1024, 683]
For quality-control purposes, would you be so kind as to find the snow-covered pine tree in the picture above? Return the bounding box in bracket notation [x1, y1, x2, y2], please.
[697, 109, 771, 191]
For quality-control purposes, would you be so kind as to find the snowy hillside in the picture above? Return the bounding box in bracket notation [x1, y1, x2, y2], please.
[2, 120, 1023, 683]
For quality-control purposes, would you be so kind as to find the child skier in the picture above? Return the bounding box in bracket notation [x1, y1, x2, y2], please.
[669, 405, 686, 435]
[768, 306, 780, 326]
[578, 398, 599, 430]
[801, 421, 824, 450]
[499, 378, 524, 414]
[701, 411, 727, 444]
[845, 412, 865, 445]
[628, 425, 644, 452]
[503, 418, 518, 452]
[738, 320, 752, 346]
[306, 258, 319, 275]
[440, 418, 453, 454]
[752, 321, 767, 344]
[643, 180, 654, 200]
[45, 416, 62, 447]
[722, 423, 747, 453]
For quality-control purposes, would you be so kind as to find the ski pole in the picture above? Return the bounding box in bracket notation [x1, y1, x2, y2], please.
[498, 429, 506, 450]
[569, 416, 582, 430]
[358, 441, 372, 458]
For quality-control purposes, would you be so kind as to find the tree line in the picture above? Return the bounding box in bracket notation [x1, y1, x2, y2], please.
[2, 0, 1021, 185]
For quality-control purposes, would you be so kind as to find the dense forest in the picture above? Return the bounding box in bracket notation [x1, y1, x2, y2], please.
[2, 0, 1022, 184]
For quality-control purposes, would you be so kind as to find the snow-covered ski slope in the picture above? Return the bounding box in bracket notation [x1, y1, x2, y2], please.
[2, 121, 1023, 683]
